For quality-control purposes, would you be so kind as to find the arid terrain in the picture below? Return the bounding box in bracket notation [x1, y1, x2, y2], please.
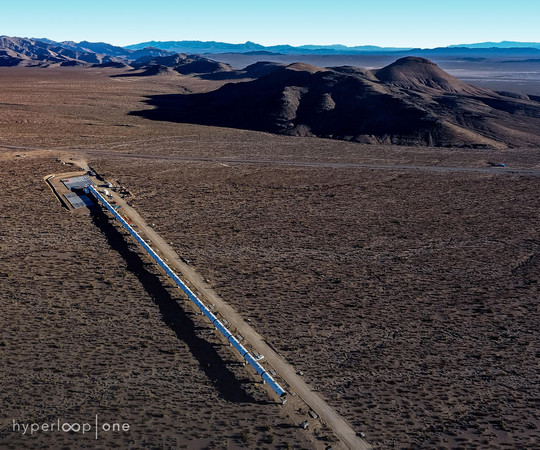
[2, 154, 328, 450]
[0, 65, 539, 449]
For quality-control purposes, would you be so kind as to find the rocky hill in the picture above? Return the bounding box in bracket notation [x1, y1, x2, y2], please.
[133, 57, 540, 148]
[131, 53, 235, 75]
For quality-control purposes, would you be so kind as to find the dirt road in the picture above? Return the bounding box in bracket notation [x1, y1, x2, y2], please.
[3, 144, 539, 176]
[88, 150, 540, 177]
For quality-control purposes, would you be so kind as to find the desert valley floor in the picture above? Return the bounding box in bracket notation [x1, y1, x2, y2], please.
[0, 66, 538, 449]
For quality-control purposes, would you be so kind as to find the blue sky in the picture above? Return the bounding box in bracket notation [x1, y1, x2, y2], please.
[2, 0, 539, 47]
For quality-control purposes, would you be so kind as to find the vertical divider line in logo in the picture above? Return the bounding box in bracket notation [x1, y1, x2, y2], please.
[95, 414, 99, 440]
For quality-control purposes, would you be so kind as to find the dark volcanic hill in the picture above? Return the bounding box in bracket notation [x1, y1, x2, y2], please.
[131, 54, 235, 75]
[132, 57, 540, 148]
[373, 56, 484, 94]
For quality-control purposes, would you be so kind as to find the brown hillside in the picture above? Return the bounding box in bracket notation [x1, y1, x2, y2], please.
[374, 56, 487, 94]
[132, 57, 540, 148]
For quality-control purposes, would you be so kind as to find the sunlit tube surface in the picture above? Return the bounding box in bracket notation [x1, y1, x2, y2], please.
[86, 185, 287, 398]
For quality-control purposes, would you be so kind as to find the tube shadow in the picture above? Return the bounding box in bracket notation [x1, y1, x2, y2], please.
[91, 209, 260, 404]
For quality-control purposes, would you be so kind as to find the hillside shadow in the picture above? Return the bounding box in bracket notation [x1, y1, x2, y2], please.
[129, 89, 272, 132]
[91, 209, 264, 404]
[127, 68, 316, 133]
[110, 70, 247, 80]
[128, 85, 432, 140]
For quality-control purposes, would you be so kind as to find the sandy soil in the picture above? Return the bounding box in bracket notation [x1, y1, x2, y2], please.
[0, 67, 538, 449]
[92, 157, 539, 449]
[0, 155, 326, 449]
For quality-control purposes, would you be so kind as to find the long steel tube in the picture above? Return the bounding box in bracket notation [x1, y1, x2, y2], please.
[86, 185, 287, 399]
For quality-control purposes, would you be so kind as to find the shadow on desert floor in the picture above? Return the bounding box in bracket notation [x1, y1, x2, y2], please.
[91, 210, 263, 405]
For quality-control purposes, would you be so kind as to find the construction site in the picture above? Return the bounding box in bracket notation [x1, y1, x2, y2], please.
[42, 162, 365, 449]
[1, 65, 538, 449]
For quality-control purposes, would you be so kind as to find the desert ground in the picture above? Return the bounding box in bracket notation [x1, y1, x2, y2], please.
[0, 65, 539, 449]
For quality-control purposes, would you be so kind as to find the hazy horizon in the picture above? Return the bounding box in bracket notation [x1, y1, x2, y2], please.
[11, 36, 540, 52]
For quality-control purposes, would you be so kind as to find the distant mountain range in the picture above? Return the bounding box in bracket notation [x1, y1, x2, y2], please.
[126, 40, 540, 55]
[0, 36, 174, 67]
[1, 35, 540, 68]
[125, 40, 412, 54]
[449, 41, 540, 49]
